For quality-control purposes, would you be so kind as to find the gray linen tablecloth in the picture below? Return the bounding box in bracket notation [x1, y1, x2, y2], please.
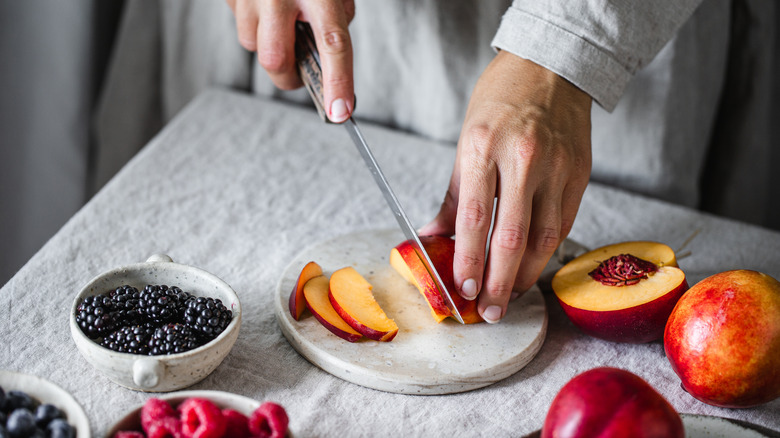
[2, 89, 779, 437]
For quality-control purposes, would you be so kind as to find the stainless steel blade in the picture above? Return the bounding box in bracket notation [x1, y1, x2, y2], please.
[293, 21, 464, 323]
[343, 119, 465, 324]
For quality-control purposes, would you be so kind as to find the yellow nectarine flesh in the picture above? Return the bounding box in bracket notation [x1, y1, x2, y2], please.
[303, 275, 362, 342]
[390, 247, 447, 323]
[553, 241, 684, 311]
[289, 261, 323, 320]
[329, 267, 398, 342]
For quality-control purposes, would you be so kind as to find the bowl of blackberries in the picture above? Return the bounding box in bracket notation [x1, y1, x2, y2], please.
[69, 254, 241, 392]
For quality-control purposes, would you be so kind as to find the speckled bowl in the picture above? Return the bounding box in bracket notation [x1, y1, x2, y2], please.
[69, 255, 241, 392]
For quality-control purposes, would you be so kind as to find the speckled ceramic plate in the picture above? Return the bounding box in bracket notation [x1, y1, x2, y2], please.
[520, 414, 780, 437]
[274, 228, 548, 395]
[0, 370, 91, 438]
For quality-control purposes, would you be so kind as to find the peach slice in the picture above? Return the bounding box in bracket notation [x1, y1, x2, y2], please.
[303, 275, 362, 343]
[390, 236, 482, 324]
[288, 261, 323, 320]
[552, 241, 688, 343]
[328, 267, 398, 342]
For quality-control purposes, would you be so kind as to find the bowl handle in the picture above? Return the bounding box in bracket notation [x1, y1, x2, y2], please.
[133, 358, 165, 389]
[146, 254, 173, 263]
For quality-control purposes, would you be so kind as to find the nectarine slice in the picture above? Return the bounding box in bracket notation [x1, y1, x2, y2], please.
[303, 275, 362, 343]
[552, 241, 688, 343]
[390, 236, 482, 324]
[328, 267, 398, 342]
[289, 261, 323, 320]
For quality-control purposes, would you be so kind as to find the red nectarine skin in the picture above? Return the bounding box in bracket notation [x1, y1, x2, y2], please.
[558, 278, 688, 343]
[541, 367, 684, 438]
[664, 270, 780, 408]
[289, 261, 323, 321]
[393, 236, 482, 324]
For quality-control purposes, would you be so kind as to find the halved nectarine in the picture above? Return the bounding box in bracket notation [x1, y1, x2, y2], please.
[551, 241, 688, 343]
[329, 267, 398, 342]
[289, 261, 323, 320]
[303, 275, 363, 343]
[390, 236, 482, 324]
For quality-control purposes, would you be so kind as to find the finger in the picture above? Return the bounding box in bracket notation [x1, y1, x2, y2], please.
[478, 173, 532, 323]
[453, 136, 497, 302]
[512, 187, 563, 295]
[257, 0, 301, 90]
[305, 2, 354, 123]
[418, 150, 462, 237]
[233, 0, 259, 52]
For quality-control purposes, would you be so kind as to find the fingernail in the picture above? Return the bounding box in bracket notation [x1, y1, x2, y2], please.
[482, 305, 502, 324]
[460, 278, 478, 300]
[329, 98, 349, 123]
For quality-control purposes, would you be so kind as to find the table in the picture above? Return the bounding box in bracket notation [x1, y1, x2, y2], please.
[2, 89, 778, 437]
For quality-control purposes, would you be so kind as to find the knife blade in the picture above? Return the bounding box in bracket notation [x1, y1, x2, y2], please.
[294, 22, 465, 324]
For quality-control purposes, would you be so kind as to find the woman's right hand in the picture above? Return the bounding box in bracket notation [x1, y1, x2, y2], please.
[225, 0, 356, 123]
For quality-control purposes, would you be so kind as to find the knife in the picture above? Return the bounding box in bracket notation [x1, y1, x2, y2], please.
[294, 22, 465, 324]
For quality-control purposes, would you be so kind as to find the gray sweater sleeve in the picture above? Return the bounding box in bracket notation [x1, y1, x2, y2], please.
[491, 0, 704, 111]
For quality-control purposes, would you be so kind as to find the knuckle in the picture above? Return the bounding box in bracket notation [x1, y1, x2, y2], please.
[320, 28, 351, 55]
[532, 226, 561, 253]
[258, 49, 291, 74]
[483, 280, 514, 300]
[454, 250, 482, 270]
[493, 225, 528, 253]
[459, 199, 492, 229]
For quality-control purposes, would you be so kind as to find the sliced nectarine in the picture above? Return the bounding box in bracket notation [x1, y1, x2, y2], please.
[289, 261, 323, 321]
[552, 241, 688, 343]
[303, 275, 362, 343]
[390, 236, 482, 324]
[328, 267, 398, 342]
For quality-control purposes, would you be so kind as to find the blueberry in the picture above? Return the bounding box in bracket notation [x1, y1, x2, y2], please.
[0, 386, 5, 411]
[6, 408, 36, 437]
[34, 403, 63, 427]
[0, 425, 7, 438]
[5, 391, 36, 412]
[47, 418, 75, 438]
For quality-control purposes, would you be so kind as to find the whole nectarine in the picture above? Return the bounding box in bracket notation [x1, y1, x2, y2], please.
[664, 269, 780, 408]
[542, 367, 684, 438]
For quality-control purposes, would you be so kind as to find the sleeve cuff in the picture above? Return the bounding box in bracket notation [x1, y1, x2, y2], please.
[491, 7, 631, 111]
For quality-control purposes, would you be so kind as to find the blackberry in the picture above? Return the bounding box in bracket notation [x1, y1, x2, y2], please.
[138, 285, 190, 323]
[182, 296, 232, 341]
[75, 294, 120, 338]
[100, 323, 156, 355]
[149, 323, 201, 355]
[109, 285, 143, 325]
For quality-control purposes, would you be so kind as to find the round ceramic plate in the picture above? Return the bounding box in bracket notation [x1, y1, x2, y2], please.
[274, 228, 548, 395]
[520, 414, 780, 438]
[105, 390, 264, 436]
[0, 370, 91, 438]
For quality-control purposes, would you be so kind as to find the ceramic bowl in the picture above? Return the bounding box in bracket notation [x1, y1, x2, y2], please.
[105, 390, 261, 436]
[0, 370, 91, 438]
[69, 254, 241, 392]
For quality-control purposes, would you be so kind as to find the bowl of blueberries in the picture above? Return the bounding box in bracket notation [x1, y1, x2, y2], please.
[69, 254, 242, 392]
[0, 370, 89, 437]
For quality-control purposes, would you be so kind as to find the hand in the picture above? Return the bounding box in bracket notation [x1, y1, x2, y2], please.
[419, 51, 592, 323]
[225, 0, 356, 122]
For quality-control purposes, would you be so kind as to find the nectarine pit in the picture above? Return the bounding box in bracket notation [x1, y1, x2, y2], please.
[588, 254, 658, 286]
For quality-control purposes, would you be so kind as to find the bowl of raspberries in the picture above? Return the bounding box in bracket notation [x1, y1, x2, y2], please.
[70, 254, 242, 392]
[106, 391, 290, 438]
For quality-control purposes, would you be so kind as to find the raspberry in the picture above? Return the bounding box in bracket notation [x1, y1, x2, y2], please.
[248, 402, 289, 438]
[179, 398, 226, 438]
[141, 398, 177, 433]
[114, 432, 145, 438]
[146, 416, 183, 438]
[222, 409, 250, 438]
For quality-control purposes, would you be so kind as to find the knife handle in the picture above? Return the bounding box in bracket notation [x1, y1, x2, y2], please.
[295, 21, 330, 123]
